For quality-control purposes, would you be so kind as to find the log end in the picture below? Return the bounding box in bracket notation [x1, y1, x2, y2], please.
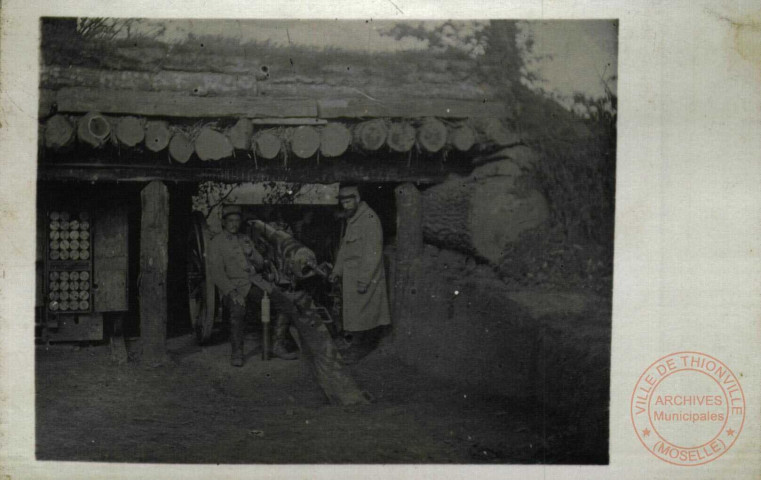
[145, 121, 171, 152]
[388, 123, 416, 153]
[450, 125, 476, 152]
[477, 118, 521, 147]
[290, 126, 320, 159]
[229, 118, 254, 150]
[319, 123, 351, 157]
[195, 127, 233, 161]
[169, 132, 194, 164]
[254, 130, 282, 160]
[77, 112, 111, 148]
[115, 116, 145, 147]
[354, 119, 387, 151]
[470, 180, 550, 263]
[418, 118, 448, 154]
[44, 114, 75, 149]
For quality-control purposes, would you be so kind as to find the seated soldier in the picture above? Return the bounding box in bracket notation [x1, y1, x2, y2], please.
[208, 205, 297, 367]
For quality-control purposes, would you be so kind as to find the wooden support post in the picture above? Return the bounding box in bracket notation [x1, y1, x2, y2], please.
[393, 183, 423, 332]
[395, 183, 424, 265]
[109, 312, 129, 364]
[139, 180, 169, 364]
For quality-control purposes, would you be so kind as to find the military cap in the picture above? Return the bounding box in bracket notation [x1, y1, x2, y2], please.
[221, 204, 242, 218]
[338, 185, 360, 199]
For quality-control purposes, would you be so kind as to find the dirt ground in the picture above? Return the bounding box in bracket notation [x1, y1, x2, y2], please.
[35, 330, 594, 464]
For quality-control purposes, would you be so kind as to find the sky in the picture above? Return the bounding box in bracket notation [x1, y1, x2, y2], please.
[518, 21, 618, 109]
[125, 19, 618, 110]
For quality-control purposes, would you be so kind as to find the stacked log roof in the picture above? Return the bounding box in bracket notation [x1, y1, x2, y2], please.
[39, 21, 591, 182]
[44, 113, 519, 157]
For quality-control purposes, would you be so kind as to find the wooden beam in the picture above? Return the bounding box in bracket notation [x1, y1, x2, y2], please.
[139, 180, 169, 364]
[38, 161, 455, 185]
[42, 65, 258, 97]
[56, 87, 319, 118]
[53, 87, 511, 119]
[42, 64, 497, 111]
[44, 41, 488, 87]
[317, 97, 511, 119]
[250, 118, 327, 125]
[258, 82, 495, 103]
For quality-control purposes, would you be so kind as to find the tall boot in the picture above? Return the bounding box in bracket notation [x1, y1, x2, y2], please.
[272, 313, 298, 360]
[230, 316, 245, 367]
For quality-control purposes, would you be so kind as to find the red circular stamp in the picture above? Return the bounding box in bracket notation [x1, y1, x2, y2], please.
[631, 351, 745, 466]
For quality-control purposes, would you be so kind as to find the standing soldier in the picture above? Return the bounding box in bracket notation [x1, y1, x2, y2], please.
[208, 205, 297, 366]
[329, 186, 391, 362]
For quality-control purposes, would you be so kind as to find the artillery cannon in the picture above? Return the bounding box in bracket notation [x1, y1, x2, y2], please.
[186, 211, 366, 406]
[248, 219, 331, 285]
[247, 219, 341, 338]
[187, 212, 336, 344]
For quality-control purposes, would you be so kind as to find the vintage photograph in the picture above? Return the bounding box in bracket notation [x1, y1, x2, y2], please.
[35, 18, 617, 464]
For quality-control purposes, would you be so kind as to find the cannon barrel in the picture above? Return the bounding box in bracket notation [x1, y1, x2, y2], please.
[249, 219, 321, 281]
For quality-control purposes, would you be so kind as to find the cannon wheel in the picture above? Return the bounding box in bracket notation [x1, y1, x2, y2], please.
[187, 211, 217, 344]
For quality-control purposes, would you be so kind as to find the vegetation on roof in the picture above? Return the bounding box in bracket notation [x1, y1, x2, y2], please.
[40, 17, 617, 254]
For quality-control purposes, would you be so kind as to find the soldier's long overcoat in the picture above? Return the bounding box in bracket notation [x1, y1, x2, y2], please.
[333, 201, 391, 332]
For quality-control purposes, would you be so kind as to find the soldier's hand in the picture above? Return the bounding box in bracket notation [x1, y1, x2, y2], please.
[357, 281, 368, 294]
[328, 272, 339, 284]
[232, 291, 246, 306]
